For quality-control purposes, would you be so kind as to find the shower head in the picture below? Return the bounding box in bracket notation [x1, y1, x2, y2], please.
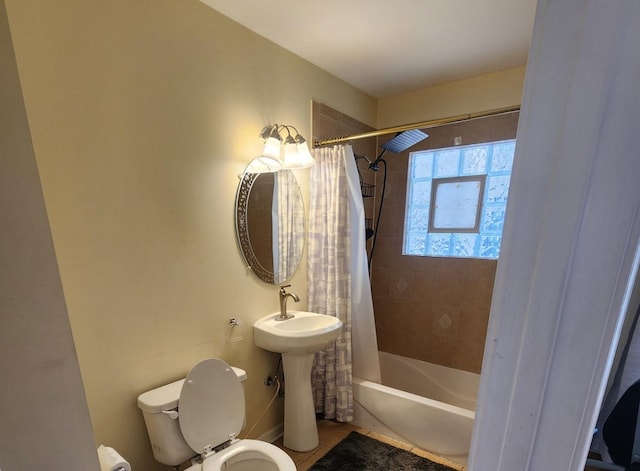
[368, 129, 429, 171]
[381, 129, 429, 153]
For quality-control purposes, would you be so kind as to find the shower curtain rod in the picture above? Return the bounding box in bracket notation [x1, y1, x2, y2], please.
[313, 104, 520, 147]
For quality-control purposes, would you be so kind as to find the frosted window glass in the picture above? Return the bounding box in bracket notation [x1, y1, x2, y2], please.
[412, 152, 433, 178]
[453, 234, 478, 257]
[428, 233, 451, 256]
[486, 175, 511, 203]
[434, 149, 460, 177]
[491, 142, 516, 172]
[406, 233, 427, 255]
[462, 146, 488, 175]
[403, 139, 515, 259]
[480, 236, 502, 258]
[408, 208, 429, 231]
[482, 205, 507, 233]
[410, 181, 431, 206]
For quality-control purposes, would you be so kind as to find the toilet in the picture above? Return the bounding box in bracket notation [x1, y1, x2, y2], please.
[137, 358, 296, 470]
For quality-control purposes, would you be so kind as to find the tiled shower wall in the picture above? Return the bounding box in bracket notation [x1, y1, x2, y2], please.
[312, 102, 519, 374]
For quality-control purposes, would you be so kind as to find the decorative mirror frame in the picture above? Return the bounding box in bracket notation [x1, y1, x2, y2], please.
[235, 171, 275, 283]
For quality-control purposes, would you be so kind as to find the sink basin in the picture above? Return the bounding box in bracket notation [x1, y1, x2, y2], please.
[253, 311, 342, 354]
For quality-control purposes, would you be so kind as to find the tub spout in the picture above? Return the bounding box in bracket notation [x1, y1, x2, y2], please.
[278, 285, 299, 320]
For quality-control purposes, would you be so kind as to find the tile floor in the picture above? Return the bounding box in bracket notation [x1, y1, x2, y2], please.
[274, 420, 466, 471]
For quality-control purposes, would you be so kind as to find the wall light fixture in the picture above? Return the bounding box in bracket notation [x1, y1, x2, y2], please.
[258, 124, 315, 170]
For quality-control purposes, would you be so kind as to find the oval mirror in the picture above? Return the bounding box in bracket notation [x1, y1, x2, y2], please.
[235, 161, 305, 284]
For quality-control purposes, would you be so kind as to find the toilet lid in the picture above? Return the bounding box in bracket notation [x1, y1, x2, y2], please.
[179, 358, 245, 453]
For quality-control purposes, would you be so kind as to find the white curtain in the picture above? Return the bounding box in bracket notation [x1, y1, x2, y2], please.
[344, 148, 381, 385]
[308, 144, 380, 423]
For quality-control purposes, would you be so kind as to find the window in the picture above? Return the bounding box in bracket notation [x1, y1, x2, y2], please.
[403, 139, 515, 259]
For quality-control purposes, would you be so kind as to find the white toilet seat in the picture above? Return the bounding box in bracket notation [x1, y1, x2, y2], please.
[179, 359, 245, 454]
[202, 439, 296, 471]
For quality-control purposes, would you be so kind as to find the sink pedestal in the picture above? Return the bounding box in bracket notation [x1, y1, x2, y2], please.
[252, 311, 343, 453]
[281, 352, 319, 451]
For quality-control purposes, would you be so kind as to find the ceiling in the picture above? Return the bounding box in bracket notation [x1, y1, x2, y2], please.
[199, 0, 538, 98]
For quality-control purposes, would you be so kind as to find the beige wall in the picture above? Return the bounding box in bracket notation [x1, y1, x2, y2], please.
[377, 66, 526, 127]
[4, 1, 376, 470]
[0, 0, 98, 469]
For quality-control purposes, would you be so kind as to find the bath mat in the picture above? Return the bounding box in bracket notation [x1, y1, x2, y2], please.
[308, 431, 457, 470]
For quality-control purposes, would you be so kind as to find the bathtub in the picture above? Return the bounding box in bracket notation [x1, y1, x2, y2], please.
[352, 351, 479, 463]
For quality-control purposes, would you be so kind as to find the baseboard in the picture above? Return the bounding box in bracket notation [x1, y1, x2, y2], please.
[257, 422, 284, 444]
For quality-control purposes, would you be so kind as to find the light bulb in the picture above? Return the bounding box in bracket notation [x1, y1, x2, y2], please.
[262, 136, 281, 160]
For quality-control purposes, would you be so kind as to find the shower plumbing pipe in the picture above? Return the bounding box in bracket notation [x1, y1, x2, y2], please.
[313, 104, 520, 147]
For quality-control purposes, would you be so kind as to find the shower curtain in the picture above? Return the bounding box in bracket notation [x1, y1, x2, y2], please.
[308, 144, 380, 422]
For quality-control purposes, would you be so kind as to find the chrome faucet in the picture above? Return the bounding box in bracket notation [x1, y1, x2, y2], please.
[278, 285, 299, 320]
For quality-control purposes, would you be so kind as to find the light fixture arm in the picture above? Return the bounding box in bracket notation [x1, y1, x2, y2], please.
[259, 124, 282, 141]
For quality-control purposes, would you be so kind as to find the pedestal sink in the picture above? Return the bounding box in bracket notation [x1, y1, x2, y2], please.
[253, 311, 342, 452]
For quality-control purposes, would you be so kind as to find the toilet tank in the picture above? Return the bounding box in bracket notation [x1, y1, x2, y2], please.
[137, 366, 247, 467]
